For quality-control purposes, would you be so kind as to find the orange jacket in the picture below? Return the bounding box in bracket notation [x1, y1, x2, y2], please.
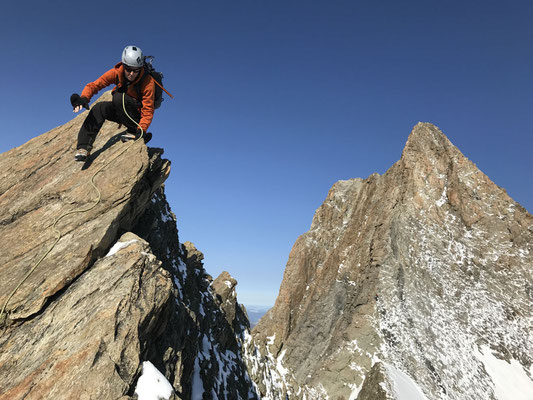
[81, 62, 155, 132]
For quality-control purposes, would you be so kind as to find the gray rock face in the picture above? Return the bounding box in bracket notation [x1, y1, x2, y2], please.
[0, 92, 257, 399]
[247, 123, 532, 399]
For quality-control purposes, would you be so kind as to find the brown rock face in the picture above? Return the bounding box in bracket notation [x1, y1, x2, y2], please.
[0, 92, 171, 398]
[0, 92, 258, 399]
[0, 91, 169, 323]
[0, 233, 172, 399]
[247, 123, 532, 399]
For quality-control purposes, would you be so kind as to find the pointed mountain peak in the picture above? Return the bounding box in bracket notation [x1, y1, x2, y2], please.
[247, 122, 532, 400]
[393, 122, 525, 227]
[401, 122, 459, 166]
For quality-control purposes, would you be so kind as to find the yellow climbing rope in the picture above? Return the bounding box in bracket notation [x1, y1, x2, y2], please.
[0, 93, 144, 327]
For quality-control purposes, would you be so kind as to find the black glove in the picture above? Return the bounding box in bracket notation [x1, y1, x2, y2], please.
[137, 128, 152, 144]
[70, 93, 90, 110]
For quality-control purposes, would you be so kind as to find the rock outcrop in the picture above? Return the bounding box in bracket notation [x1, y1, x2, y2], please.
[0, 92, 169, 323]
[0, 92, 257, 399]
[0, 232, 172, 399]
[246, 123, 532, 399]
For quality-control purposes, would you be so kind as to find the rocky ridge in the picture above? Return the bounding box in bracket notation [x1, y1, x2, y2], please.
[0, 92, 257, 399]
[2, 101, 531, 400]
[245, 123, 532, 399]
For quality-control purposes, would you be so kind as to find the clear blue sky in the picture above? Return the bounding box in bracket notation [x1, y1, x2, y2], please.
[1, 1, 531, 307]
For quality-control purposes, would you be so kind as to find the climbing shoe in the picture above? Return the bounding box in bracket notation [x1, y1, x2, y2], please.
[121, 131, 152, 144]
[74, 148, 90, 162]
[120, 133, 137, 142]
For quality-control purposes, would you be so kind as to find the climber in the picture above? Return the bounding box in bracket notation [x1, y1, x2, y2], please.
[70, 45, 155, 162]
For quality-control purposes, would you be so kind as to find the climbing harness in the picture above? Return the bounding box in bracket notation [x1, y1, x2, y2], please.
[0, 93, 144, 327]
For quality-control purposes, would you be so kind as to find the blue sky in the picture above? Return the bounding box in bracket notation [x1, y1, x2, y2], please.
[1, 1, 531, 307]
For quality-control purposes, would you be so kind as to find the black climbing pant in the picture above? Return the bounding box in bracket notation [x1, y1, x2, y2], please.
[77, 92, 141, 151]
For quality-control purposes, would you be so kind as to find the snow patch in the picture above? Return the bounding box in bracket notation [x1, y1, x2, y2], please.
[518, 248, 529, 258]
[160, 209, 173, 223]
[191, 355, 205, 400]
[336, 278, 357, 286]
[266, 334, 276, 346]
[106, 239, 138, 257]
[134, 361, 173, 400]
[174, 258, 188, 280]
[385, 364, 429, 400]
[348, 383, 362, 400]
[436, 186, 447, 207]
[276, 349, 290, 378]
[198, 303, 206, 317]
[474, 345, 533, 400]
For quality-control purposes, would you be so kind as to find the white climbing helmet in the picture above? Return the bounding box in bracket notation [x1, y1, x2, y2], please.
[122, 45, 144, 68]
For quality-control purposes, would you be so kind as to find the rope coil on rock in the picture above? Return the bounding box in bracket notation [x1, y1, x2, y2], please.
[0, 94, 144, 328]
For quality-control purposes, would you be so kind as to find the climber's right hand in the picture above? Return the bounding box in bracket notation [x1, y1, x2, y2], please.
[70, 94, 90, 113]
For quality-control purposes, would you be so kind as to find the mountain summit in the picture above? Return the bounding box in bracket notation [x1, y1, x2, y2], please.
[246, 123, 532, 399]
